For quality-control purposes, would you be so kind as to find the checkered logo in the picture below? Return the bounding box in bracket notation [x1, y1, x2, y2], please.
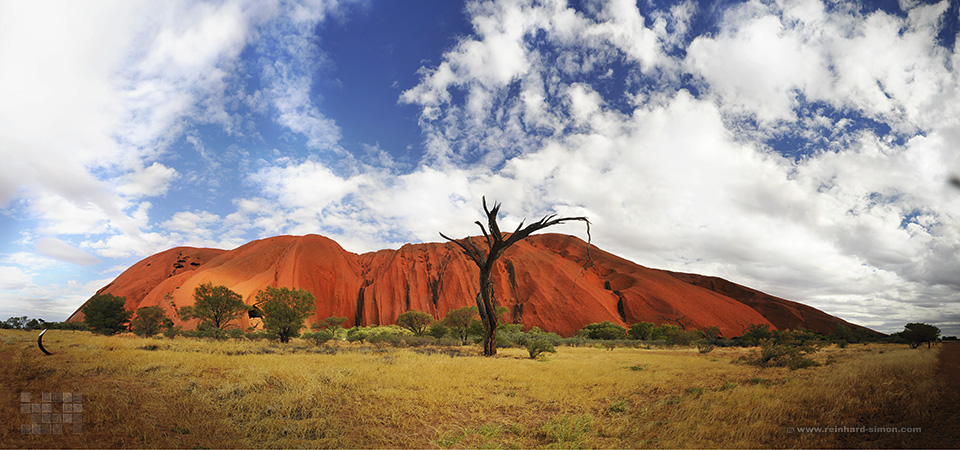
[20, 392, 82, 435]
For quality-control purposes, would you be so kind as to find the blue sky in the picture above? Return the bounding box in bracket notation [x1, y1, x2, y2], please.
[1, 0, 959, 336]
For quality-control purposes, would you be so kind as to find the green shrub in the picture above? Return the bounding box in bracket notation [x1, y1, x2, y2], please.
[302, 329, 334, 346]
[346, 327, 370, 343]
[739, 324, 773, 347]
[368, 332, 401, 348]
[193, 322, 228, 339]
[130, 306, 167, 337]
[577, 321, 627, 340]
[526, 337, 556, 359]
[427, 322, 450, 340]
[628, 322, 655, 340]
[739, 336, 821, 370]
[399, 335, 436, 347]
[162, 325, 181, 339]
[441, 306, 480, 345]
[244, 330, 270, 341]
[396, 310, 435, 335]
[226, 328, 245, 339]
[527, 327, 563, 346]
[496, 323, 526, 348]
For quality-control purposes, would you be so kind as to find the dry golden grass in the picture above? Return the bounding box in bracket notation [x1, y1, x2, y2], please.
[0, 330, 940, 448]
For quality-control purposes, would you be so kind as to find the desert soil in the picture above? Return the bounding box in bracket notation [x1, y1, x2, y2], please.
[922, 341, 960, 448]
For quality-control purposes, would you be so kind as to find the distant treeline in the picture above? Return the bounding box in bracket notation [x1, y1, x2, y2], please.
[0, 316, 88, 331]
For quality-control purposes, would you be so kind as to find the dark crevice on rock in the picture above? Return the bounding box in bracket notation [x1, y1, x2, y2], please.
[355, 286, 365, 327]
[613, 290, 627, 323]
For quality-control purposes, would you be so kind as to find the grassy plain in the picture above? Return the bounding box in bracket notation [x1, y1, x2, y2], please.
[0, 329, 941, 448]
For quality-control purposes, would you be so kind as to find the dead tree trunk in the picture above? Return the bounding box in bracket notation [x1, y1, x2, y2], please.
[441, 197, 590, 356]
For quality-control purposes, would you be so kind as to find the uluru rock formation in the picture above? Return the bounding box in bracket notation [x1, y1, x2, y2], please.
[69, 233, 869, 337]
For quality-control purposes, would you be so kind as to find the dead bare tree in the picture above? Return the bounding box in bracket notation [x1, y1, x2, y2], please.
[734, 318, 755, 335]
[440, 197, 590, 356]
[658, 309, 693, 331]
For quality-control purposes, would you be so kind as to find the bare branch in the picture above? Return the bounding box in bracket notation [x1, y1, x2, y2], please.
[439, 232, 484, 267]
[475, 221, 492, 249]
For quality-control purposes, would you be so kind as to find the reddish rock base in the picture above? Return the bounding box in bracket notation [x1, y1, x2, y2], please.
[68, 233, 871, 337]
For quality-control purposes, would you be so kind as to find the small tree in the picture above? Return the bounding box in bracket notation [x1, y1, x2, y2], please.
[312, 316, 347, 333]
[442, 306, 480, 345]
[130, 306, 167, 337]
[703, 326, 722, 341]
[256, 286, 315, 343]
[396, 310, 435, 336]
[302, 329, 334, 346]
[578, 321, 627, 340]
[23, 318, 46, 330]
[628, 322, 655, 340]
[346, 326, 370, 343]
[179, 283, 248, 331]
[740, 332, 822, 370]
[161, 317, 181, 339]
[902, 322, 940, 349]
[739, 323, 772, 347]
[832, 323, 856, 344]
[81, 293, 132, 335]
[427, 322, 450, 340]
[658, 310, 693, 330]
[1, 316, 28, 329]
[526, 337, 556, 359]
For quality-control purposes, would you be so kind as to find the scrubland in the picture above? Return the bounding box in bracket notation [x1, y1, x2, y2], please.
[0, 329, 941, 448]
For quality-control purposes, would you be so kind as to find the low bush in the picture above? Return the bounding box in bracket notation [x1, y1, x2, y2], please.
[526, 337, 556, 359]
[739, 337, 821, 370]
[162, 325, 181, 339]
[244, 330, 270, 341]
[301, 329, 334, 346]
[398, 335, 436, 347]
[577, 321, 627, 340]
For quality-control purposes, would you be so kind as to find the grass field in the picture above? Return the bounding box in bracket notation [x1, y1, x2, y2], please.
[0, 329, 941, 448]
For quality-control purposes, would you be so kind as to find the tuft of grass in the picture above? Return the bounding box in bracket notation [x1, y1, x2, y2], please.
[608, 399, 628, 413]
[540, 414, 594, 448]
[685, 387, 705, 397]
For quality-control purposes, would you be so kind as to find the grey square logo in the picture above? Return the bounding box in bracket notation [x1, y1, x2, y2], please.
[20, 392, 82, 435]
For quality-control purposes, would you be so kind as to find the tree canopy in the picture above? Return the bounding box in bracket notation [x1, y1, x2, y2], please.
[130, 306, 167, 337]
[81, 293, 132, 335]
[578, 321, 627, 340]
[256, 286, 315, 343]
[179, 283, 248, 330]
[901, 322, 940, 349]
[396, 310, 435, 336]
[442, 306, 480, 345]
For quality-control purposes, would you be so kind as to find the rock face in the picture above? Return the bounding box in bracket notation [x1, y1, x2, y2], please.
[68, 233, 869, 337]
